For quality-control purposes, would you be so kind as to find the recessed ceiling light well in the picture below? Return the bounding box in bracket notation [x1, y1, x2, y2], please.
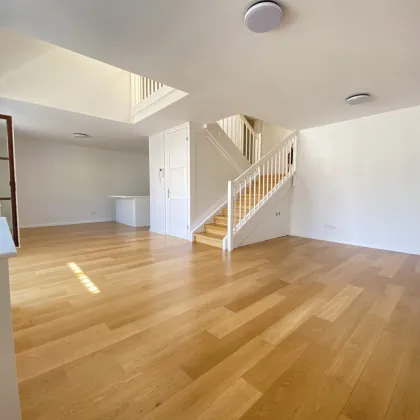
[72, 133, 89, 139]
[244, 1, 283, 33]
[346, 93, 372, 106]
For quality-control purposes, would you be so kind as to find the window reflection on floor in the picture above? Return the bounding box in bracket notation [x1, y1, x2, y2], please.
[67, 262, 100, 294]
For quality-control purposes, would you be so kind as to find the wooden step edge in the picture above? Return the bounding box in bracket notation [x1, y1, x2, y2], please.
[194, 232, 224, 249]
[205, 224, 227, 235]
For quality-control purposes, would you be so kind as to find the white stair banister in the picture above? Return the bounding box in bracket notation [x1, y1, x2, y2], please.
[131, 74, 165, 108]
[217, 115, 262, 165]
[226, 131, 298, 249]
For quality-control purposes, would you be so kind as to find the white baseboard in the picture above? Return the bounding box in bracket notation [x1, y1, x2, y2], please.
[20, 218, 115, 229]
[289, 233, 420, 256]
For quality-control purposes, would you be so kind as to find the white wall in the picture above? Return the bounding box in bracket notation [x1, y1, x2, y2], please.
[261, 122, 292, 155]
[0, 47, 131, 123]
[291, 105, 420, 255]
[15, 137, 149, 228]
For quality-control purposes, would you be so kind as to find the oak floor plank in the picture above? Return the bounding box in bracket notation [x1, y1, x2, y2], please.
[326, 284, 404, 387]
[208, 291, 285, 339]
[8, 223, 420, 420]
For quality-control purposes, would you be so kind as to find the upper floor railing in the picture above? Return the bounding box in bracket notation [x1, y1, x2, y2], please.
[217, 115, 262, 165]
[131, 74, 164, 108]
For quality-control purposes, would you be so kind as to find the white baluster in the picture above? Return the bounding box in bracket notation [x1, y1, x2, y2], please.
[275, 152, 278, 188]
[248, 174, 252, 219]
[262, 162, 265, 199]
[239, 181, 242, 226]
[270, 156, 273, 191]
[282, 146, 286, 179]
[227, 181, 233, 251]
[245, 128, 249, 161]
[253, 172, 257, 213]
[243, 179, 245, 221]
[234, 184, 237, 231]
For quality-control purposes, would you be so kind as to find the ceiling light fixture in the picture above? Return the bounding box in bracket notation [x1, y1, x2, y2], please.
[72, 133, 89, 138]
[244, 1, 283, 33]
[346, 93, 372, 105]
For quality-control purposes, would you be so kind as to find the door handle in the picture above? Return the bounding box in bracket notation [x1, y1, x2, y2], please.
[167, 188, 171, 199]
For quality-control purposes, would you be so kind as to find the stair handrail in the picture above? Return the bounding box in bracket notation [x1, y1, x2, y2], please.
[233, 130, 298, 184]
[226, 131, 298, 251]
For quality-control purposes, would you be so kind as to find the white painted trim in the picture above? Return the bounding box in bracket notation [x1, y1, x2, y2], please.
[190, 194, 227, 240]
[204, 124, 250, 175]
[20, 218, 115, 229]
[131, 86, 188, 124]
[288, 233, 420, 256]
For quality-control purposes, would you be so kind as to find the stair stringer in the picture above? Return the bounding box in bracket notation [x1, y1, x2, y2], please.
[231, 178, 293, 249]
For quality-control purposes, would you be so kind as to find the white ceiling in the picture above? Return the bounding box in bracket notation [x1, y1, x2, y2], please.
[1, 0, 420, 129]
[0, 27, 52, 79]
[0, 98, 149, 154]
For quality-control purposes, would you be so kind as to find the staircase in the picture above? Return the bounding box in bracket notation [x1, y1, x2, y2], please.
[195, 174, 284, 248]
[194, 131, 297, 250]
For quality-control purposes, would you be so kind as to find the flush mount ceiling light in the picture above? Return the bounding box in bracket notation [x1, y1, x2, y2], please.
[346, 93, 372, 105]
[244, 1, 283, 33]
[72, 133, 89, 139]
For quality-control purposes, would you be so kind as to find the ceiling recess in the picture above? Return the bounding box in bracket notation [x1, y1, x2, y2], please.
[244, 2, 283, 33]
[346, 93, 372, 105]
[72, 133, 89, 138]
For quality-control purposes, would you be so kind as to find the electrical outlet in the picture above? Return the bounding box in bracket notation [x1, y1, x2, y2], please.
[324, 224, 337, 230]
[276, 212, 281, 216]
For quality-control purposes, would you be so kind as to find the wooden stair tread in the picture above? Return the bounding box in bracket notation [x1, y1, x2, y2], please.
[194, 232, 225, 249]
[214, 215, 228, 225]
[205, 223, 226, 229]
[205, 223, 227, 236]
[196, 231, 225, 240]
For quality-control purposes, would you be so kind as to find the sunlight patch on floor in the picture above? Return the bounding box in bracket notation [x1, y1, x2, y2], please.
[67, 262, 100, 294]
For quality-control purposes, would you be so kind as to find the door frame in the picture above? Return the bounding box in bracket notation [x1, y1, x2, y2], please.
[0, 114, 19, 247]
[164, 123, 191, 240]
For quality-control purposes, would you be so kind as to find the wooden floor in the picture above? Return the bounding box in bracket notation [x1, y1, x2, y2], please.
[10, 222, 420, 420]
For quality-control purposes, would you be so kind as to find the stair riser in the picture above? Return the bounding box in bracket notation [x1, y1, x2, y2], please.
[205, 226, 227, 236]
[222, 209, 256, 217]
[195, 235, 224, 249]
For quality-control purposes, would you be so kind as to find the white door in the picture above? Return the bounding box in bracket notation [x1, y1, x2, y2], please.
[165, 126, 188, 239]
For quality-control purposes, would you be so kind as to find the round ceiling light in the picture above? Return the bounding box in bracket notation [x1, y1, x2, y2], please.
[346, 93, 372, 105]
[244, 2, 283, 33]
[73, 133, 89, 139]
